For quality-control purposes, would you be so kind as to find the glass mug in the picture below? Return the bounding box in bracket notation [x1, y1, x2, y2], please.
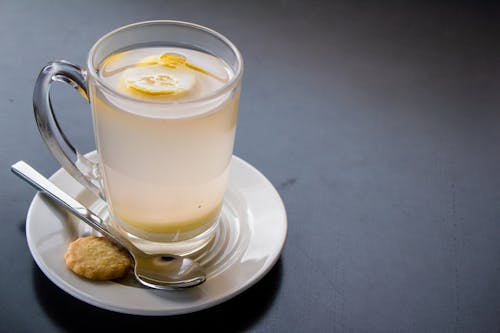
[33, 21, 243, 255]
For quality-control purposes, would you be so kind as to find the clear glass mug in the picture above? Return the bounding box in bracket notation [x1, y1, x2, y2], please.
[33, 21, 243, 254]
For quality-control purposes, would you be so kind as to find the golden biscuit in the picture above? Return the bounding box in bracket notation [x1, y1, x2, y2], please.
[64, 236, 132, 280]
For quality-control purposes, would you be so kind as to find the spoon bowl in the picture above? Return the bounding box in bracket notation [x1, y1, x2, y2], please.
[11, 161, 206, 290]
[134, 254, 206, 289]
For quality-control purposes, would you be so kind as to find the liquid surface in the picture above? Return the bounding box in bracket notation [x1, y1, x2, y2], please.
[98, 47, 231, 102]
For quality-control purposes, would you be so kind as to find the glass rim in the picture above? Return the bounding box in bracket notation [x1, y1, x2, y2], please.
[86, 20, 243, 105]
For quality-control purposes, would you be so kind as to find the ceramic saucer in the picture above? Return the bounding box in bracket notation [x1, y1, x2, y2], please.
[25, 153, 287, 315]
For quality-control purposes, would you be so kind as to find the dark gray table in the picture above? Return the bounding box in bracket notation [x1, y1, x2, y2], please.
[1, 1, 499, 332]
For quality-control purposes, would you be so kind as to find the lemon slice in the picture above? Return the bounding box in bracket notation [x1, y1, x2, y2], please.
[160, 53, 224, 81]
[159, 53, 187, 68]
[123, 65, 195, 95]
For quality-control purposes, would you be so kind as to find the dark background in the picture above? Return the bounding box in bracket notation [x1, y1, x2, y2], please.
[1, 1, 499, 332]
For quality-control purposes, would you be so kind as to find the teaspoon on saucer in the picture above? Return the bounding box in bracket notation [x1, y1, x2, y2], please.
[11, 161, 206, 290]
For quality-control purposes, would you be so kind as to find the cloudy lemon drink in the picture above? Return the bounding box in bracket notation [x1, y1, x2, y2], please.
[91, 46, 239, 248]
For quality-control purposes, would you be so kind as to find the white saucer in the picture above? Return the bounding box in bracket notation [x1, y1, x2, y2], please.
[25, 154, 287, 316]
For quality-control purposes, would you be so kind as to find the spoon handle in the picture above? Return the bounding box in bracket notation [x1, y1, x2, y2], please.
[11, 161, 127, 249]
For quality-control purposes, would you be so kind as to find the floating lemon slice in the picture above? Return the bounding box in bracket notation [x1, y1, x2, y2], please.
[160, 53, 224, 81]
[121, 52, 226, 97]
[159, 53, 187, 67]
[123, 64, 196, 95]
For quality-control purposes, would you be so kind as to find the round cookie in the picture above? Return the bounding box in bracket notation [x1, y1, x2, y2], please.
[64, 236, 132, 280]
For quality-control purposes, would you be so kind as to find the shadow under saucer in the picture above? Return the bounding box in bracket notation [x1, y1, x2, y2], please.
[33, 257, 284, 331]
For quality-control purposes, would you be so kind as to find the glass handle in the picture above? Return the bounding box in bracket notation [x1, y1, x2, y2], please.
[33, 60, 104, 199]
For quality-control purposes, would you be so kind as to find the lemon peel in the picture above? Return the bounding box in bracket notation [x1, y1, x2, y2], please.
[159, 53, 187, 68]
[158, 53, 223, 81]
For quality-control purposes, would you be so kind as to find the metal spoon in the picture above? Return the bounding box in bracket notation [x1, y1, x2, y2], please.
[11, 161, 206, 290]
